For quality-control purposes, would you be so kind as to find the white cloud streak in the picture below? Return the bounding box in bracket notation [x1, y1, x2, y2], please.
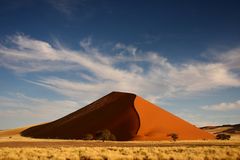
[48, 0, 77, 16]
[218, 48, 240, 70]
[0, 34, 240, 104]
[115, 43, 138, 56]
[202, 100, 240, 111]
[0, 93, 78, 117]
[0, 93, 79, 129]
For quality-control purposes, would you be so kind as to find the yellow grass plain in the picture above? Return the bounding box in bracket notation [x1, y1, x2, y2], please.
[0, 146, 240, 160]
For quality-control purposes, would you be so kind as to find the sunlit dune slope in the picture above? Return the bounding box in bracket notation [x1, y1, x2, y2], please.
[0, 126, 29, 138]
[21, 91, 214, 140]
[134, 96, 214, 140]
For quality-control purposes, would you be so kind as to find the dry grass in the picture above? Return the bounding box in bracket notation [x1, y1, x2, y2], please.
[0, 146, 240, 160]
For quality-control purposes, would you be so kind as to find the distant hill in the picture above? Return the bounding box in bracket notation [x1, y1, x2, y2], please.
[201, 124, 240, 135]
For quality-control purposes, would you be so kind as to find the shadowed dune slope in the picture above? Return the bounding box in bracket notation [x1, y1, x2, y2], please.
[134, 96, 214, 140]
[21, 92, 214, 141]
[21, 92, 139, 141]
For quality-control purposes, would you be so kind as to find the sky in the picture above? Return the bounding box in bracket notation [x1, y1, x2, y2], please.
[0, 0, 240, 129]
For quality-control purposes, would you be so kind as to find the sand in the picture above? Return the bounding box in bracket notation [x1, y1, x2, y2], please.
[134, 96, 214, 140]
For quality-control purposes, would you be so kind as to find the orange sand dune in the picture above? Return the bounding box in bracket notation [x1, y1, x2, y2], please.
[22, 92, 139, 140]
[0, 126, 29, 138]
[134, 96, 214, 140]
[21, 92, 214, 141]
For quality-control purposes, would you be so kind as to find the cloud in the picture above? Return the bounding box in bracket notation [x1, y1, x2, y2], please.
[114, 43, 138, 56]
[0, 34, 240, 104]
[202, 100, 240, 111]
[48, 0, 95, 20]
[218, 48, 240, 70]
[176, 110, 240, 127]
[177, 112, 218, 127]
[48, 0, 77, 16]
[168, 63, 240, 92]
[0, 93, 78, 117]
[0, 93, 79, 129]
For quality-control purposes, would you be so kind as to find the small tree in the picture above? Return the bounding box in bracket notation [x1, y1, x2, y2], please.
[216, 134, 231, 140]
[167, 133, 178, 141]
[95, 129, 116, 141]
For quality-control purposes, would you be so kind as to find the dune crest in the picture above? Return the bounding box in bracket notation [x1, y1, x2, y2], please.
[21, 92, 214, 140]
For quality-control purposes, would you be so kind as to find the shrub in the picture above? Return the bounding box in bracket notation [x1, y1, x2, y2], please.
[95, 129, 116, 141]
[167, 133, 178, 141]
[216, 134, 231, 140]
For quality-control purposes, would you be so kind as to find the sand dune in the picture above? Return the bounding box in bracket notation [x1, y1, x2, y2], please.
[21, 92, 214, 141]
[134, 96, 214, 140]
[0, 127, 29, 138]
[201, 124, 240, 134]
[22, 92, 139, 140]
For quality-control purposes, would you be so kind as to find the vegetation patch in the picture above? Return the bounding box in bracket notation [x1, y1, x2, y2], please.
[216, 134, 231, 140]
[82, 129, 116, 141]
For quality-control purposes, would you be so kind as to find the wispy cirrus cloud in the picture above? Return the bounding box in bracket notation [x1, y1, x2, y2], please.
[202, 100, 240, 111]
[0, 34, 240, 104]
[0, 93, 78, 117]
[114, 43, 138, 56]
[48, 0, 78, 16]
[0, 93, 78, 129]
[48, 0, 96, 20]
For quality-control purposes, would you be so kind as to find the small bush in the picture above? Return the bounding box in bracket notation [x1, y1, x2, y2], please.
[95, 129, 116, 141]
[167, 133, 178, 141]
[216, 134, 231, 140]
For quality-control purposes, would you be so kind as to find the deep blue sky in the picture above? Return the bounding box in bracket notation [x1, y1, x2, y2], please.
[0, 0, 240, 129]
[1, 0, 240, 60]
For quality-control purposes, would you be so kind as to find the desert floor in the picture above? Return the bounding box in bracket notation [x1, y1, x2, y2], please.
[0, 128, 240, 160]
